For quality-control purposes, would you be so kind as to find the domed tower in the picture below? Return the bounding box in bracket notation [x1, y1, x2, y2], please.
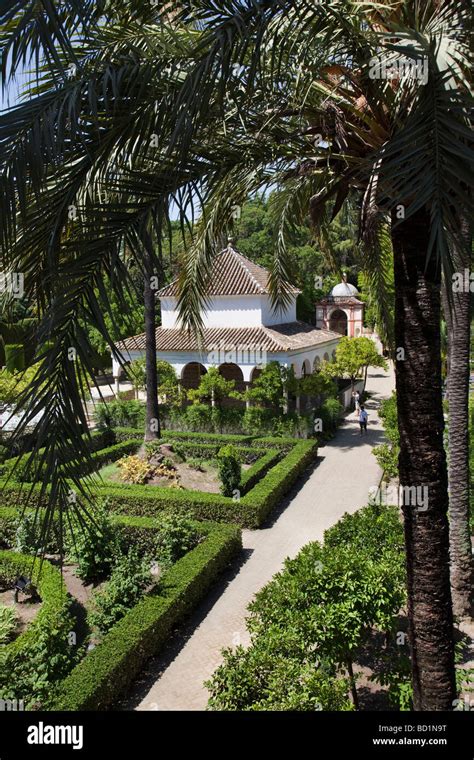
[315, 274, 364, 337]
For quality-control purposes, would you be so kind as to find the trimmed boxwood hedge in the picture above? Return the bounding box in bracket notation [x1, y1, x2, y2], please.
[0, 439, 317, 528]
[239, 449, 281, 494]
[50, 521, 241, 710]
[0, 429, 116, 481]
[0, 550, 71, 660]
[112, 427, 297, 451]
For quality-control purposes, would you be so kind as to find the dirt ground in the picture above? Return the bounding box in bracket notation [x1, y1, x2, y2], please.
[0, 588, 42, 635]
[100, 460, 250, 494]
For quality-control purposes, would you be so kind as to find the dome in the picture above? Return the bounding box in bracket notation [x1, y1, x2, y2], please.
[331, 279, 359, 297]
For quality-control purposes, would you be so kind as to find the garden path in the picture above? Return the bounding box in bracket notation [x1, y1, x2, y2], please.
[123, 364, 395, 711]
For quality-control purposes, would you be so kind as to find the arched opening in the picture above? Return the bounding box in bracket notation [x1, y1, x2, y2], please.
[218, 363, 245, 407]
[301, 359, 311, 377]
[181, 362, 207, 391]
[313, 355, 321, 372]
[323, 352, 330, 363]
[332, 349, 337, 362]
[329, 308, 348, 336]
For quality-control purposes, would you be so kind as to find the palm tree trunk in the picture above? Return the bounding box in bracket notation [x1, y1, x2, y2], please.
[391, 207, 456, 711]
[442, 228, 473, 618]
[144, 251, 160, 441]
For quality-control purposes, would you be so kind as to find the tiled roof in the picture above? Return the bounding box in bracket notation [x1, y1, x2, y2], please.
[157, 245, 300, 297]
[116, 322, 340, 354]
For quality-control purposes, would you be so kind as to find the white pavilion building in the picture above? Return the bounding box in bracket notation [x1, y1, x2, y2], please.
[114, 241, 341, 409]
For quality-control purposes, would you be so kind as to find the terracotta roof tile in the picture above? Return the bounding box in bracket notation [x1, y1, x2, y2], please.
[157, 245, 300, 297]
[116, 322, 340, 354]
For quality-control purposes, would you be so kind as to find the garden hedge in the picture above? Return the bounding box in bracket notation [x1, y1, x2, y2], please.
[0, 429, 116, 481]
[239, 449, 281, 494]
[0, 439, 318, 528]
[0, 550, 71, 661]
[50, 521, 242, 710]
[112, 427, 297, 451]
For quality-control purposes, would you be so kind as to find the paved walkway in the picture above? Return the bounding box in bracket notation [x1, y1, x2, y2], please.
[124, 366, 395, 711]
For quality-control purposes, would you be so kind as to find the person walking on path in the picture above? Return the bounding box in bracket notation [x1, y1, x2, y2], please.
[352, 390, 360, 413]
[358, 404, 368, 435]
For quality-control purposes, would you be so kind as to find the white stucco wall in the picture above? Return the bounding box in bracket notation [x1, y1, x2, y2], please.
[260, 295, 296, 325]
[160, 294, 297, 329]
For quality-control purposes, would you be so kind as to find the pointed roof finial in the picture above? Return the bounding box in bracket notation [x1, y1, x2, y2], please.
[227, 236, 235, 248]
[342, 271, 347, 283]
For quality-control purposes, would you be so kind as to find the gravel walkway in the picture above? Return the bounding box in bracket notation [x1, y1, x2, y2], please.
[124, 366, 395, 711]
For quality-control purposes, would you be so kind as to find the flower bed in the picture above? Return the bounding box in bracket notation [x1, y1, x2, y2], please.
[0, 435, 318, 528]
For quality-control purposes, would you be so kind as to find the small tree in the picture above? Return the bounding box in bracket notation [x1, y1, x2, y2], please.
[322, 337, 388, 395]
[244, 361, 284, 410]
[187, 366, 241, 408]
[217, 445, 241, 497]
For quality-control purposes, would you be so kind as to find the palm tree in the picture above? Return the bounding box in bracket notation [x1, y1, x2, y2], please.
[442, 225, 473, 618]
[1, 0, 472, 710]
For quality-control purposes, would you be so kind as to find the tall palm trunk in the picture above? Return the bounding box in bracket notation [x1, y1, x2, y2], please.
[391, 207, 456, 711]
[442, 227, 473, 618]
[144, 251, 160, 441]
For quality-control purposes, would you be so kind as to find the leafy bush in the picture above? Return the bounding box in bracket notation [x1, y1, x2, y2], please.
[117, 454, 154, 485]
[374, 393, 399, 479]
[15, 512, 47, 554]
[0, 445, 9, 463]
[186, 457, 204, 471]
[0, 604, 17, 645]
[51, 522, 241, 710]
[0, 551, 77, 708]
[217, 445, 241, 497]
[94, 399, 145, 429]
[89, 548, 151, 636]
[153, 512, 201, 568]
[67, 507, 119, 584]
[207, 642, 353, 711]
[206, 504, 406, 711]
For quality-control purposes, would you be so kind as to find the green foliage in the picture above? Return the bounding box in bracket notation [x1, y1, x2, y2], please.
[206, 504, 407, 711]
[187, 366, 241, 407]
[0, 551, 77, 708]
[245, 361, 284, 408]
[0, 366, 39, 405]
[0, 435, 318, 529]
[373, 393, 399, 480]
[127, 359, 179, 402]
[207, 643, 353, 711]
[152, 512, 200, 568]
[323, 337, 388, 387]
[67, 507, 118, 584]
[4, 344, 25, 373]
[94, 399, 145, 429]
[51, 523, 242, 710]
[0, 604, 17, 645]
[217, 445, 241, 497]
[186, 457, 205, 471]
[89, 548, 151, 636]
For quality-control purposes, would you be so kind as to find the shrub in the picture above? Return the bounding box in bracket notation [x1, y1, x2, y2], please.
[153, 512, 201, 568]
[0, 551, 77, 708]
[89, 548, 151, 636]
[51, 522, 241, 710]
[0, 445, 9, 463]
[94, 399, 145, 429]
[0, 604, 17, 645]
[15, 512, 47, 554]
[206, 504, 406, 711]
[117, 454, 154, 485]
[67, 506, 119, 584]
[206, 642, 353, 711]
[186, 457, 204, 471]
[217, 445, 241, 497]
